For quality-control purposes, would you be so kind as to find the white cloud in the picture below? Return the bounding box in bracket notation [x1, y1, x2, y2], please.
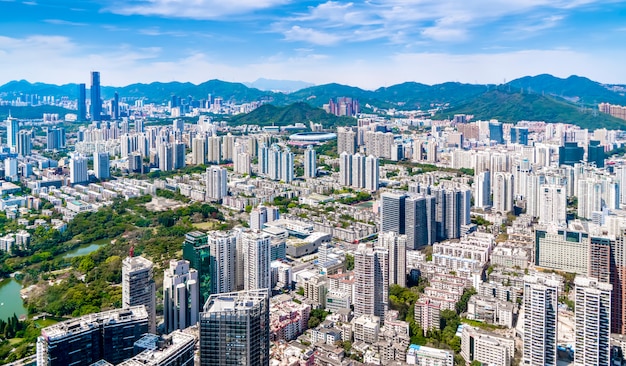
[107, 0, 289, 20]
[44, 19, 87, 26]
[282, 26, 342, 45]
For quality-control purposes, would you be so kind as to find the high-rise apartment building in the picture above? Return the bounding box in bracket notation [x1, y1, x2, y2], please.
[206, 166, 227, 202]
[474, 170, 491, 208]
[16, 130, 31, 156]
[6, 115, 18, 150]
[339, 151, 352, 186]
[354, 244, 388, 319]
[199, 289, 270, 366]
[522, 274, 559, 366]
[70, 153, 89, 185]
[37, 306, 149, 366]
[192, 135, 207, 165]
[574, 276, 612, 366]
[163, 259, 199, 334]
[538, 184, 567, 226]
[241, 231, 271, 291]
[91, 71, 102, 122]
[492, 172, 514, 213]
[380, 192, 407, 235]
[304, 145, 316, 178]
[183, 231, 211, 309]
[405, 195, 436, 250]
[93, 151, 110, 180]
[207, 230, 238, 294]
[46, 126, 66, 150]
[365, 154, 379, 191]
[122, 255, 157, 333]
[378, 232, 406, 287]
[250, 206, 268, 230]
[207, 135, 221, 164]
[337, 126, 357, 154]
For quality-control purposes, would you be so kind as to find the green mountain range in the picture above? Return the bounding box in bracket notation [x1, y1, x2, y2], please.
[227, 102, 355, 129]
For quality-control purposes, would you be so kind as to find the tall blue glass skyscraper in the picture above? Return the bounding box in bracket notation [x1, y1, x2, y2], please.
[90, 71, 102, 122]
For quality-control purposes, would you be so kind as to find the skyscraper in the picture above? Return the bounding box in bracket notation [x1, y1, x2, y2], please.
[522, 274, 559, 366]
[6, 115, 18, 149]
[304, 145, 316, 178]
[173, 142, 186, 169]
[78, 83, 86, 121]
[337, 126, 357, 154]
[538, 184, 567, 227]
[611, 230, 626, 334]
[474, 170, 491, 208]
[241, 231, 271, 291]
[69, 153, 89, 185]
[192, 135, 207, 165]
[90, 71, 102, 123]
[378, 232, 406, 287]
[380, 192, 407, 235]
[206, 165, 228, 202]
[199, 289, 270, 366]
[339, 151, 352, 186]
[207, 135, 222, 164]
[122, 255, 157, 333]
[112, 91, 119, 119]
[93, 151, 110, 180]
[574, 276, 611, 366]
[492, 172, 514, 213]
[364, 154, 379, 191]
[488, 120, 504, 144]
[46, 126, 65, 150]
[588, 140, 605, 168]
[405, 195, 436, 249]
[183, 231, 212, 309]
[351, 153, 366, 188]
[163, 259, 200, 334]
[16, 130, 31, 157]
[281, 148, 294, 183]
[207, 230, 238, 294]
[354, 244, 388, 319]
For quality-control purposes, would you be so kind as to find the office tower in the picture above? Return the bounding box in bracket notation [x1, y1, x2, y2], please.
[339, 151, 352, 186]
[304, 145, 316, 178]
[574, 276, 612, 366]
[337, 126, 357, 154]
[128, 152, 143, 173]
[365, 154, 379, 191]
[588, 140, 605, 168]
[488, 120, 503, 144]
[207, 135, 221, 164]
[378, 232, 406, 287]
[441, 188, 470, 240]
[163, 259, 199, 334]
[250, 206, 268, 230]
[405, 195, 436, 249]
[91, 71, 102, 122]
[354, 244, 388, 319]
[4, 157, 18, 181]
[93, 151, 110, 180]
[122, 331, 196, 366]
[492, 172, 514, 213]
[69, 153, 89, 184]
[207, 230, 238, 294]
[522, 274, 559, 366]
[474, 170, 491, 208]
[538, 184, 567, 226]
[16, 130, 31, 156]
[78, 83, 86, 121]
[352, 153, 366, 188]
[241, 231, 271, 291]
[559, 142, 584, 166]
[280, 148, 294, 183]
[112, 91, 119, 119]
[199, 289, 270, 366]
[122, 255, 157, 333]
[6, 116, 18, 149]
[36, 306, 149, 366]
[46, 126, 66, 151]
[510, 126, 529, 145]
[183, 231, 211, 309]
[206, 165, 227, 202]
[192, 135, 207, 165]
[381, 192, 407, 234]
[173, 142, 186, 169]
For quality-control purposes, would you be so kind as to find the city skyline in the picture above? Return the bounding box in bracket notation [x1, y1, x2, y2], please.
[1, 1, 626, 89]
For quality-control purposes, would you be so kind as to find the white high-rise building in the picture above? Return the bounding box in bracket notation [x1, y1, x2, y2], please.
[378, 232, 406, 288]
[281, 148, 294, 183]
[4, 157, 18, 181]
[250, 206, 268, 230]
[352, 153, 366, 189]
[163, 259, 199, 333]
[93, 151, 110, 180]
[574, 276, 612, 366]
[208, 230, 238, 294]
[192, 135, 207, 165]
[234, 152, 251, 175]
[206, 165, 227, 202]
[492, 172, 514, 213]
[365, 155, 379, 192]
[354, 244, 388, 319]
[339, 151, 352, 186]
[6, 116, 19, 150]
[267, 144, 281, 181]
[207, 135, 221, 164]
[17, 130, 31, 157]
[122, 255, 157, 333]
[304, 145, 316, 178]
[221, 133, 235, 162]
[241, 231, 271, 291]
[522, 274, 559, 366]
[474, 170, 491, 208]
[69, 153, 89, 184]
[538, 184, 567, 227]
[258, 143, 268, 175]
[158, 141, 173, 171]
[337, 127, 356, 154]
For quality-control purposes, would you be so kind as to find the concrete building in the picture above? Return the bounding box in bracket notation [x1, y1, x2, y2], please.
[378, 231, 406, 287]
[163, 259, 199, 333]
[461, 325, 515, 366]
[115, 331, 196, 366]
[241, 230, 271, 291]
[122, 256, 157, 333]
[304, 145, 316, 178]
[206, 165, 228, 202]
[207, 230, 238, 294]
[199, 289, 270, 366]
[574, 276, 612, 366]
[522, 274, 559, 366]
[406, 344, 454, 366]
[354, 244, 388, 319]
[70, 153, 89, 185]
[94, 151, 110, 180]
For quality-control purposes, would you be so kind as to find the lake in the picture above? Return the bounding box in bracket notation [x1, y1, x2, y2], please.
[63, 238, 109, 259]
[0, 278, 27, 321]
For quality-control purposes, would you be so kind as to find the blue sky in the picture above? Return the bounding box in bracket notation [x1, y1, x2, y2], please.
[0, 0, 625, 89]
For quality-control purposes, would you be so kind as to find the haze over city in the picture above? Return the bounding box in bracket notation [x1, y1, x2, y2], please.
[1, 0, 626, 88]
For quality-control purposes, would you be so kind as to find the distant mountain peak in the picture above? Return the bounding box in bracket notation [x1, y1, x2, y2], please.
[244, 78, 314, 93]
